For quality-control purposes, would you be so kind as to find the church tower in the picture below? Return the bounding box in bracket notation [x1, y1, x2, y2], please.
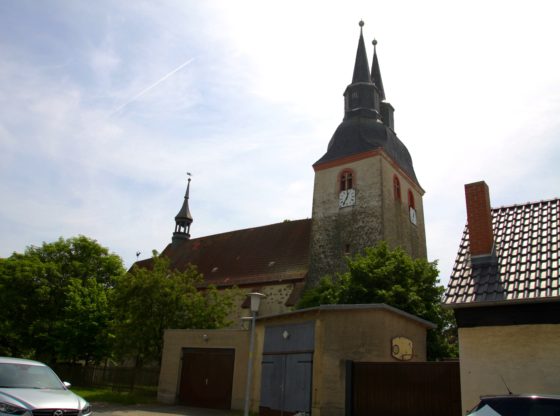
[308, 21, 427, 285]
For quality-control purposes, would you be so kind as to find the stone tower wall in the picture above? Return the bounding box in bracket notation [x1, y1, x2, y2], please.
[308, 152, 427, 286]
[380, 155, 427, 259]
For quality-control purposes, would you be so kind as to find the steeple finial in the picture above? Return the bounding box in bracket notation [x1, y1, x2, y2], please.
[172, 173, 194, 243]
[371, 38, 385, 101]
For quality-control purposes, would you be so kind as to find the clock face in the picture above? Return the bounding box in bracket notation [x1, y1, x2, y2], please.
[409, 207, 417, 225]
[347, 188, 356, 206]
[339, 188, 356, 208]
[339, 190, 348, 207]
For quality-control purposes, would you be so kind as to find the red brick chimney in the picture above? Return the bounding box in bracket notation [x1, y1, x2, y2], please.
[464, 181, 494, 257]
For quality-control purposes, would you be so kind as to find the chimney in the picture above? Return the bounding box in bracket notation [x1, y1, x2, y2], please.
[464, 181, 495, 258]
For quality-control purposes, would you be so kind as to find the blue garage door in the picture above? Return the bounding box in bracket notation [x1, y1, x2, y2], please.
[259, 322, 314, 416]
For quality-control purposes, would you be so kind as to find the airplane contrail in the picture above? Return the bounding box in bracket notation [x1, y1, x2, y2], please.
[111, 57, 195, 116]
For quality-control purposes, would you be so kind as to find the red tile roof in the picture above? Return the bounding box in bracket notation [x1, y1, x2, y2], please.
[444, 198, 560, 307]
[156, 219, 311, 288]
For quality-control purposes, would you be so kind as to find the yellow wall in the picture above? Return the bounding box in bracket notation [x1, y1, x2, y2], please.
[158, 306, 431, 415]
[459, 324, 560, 414]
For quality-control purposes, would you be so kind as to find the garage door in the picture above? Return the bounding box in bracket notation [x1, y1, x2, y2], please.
[178, 348, 235, 409]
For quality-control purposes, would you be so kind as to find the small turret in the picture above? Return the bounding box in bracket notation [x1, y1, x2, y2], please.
[371, 39, 395, 131]
[172, 176, 193, 243]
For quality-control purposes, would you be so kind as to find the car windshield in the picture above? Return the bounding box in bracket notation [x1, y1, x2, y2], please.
[470, 397, 560, 416]
[0, 363, 64, 389]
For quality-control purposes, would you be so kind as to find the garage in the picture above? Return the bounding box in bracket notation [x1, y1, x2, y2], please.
[178, 348, 235, 409]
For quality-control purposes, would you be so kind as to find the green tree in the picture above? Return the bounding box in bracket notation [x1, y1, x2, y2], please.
[111, 253, 238, 367]
[298, 242, 457, 360]
[0, 236, 125, 363]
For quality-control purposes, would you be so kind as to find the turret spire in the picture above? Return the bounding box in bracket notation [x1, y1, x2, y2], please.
[371, 39, 385, 101]
[172, 174, 193, 243]
[352, 20, 371, 83]
[343, 21, 380, 120]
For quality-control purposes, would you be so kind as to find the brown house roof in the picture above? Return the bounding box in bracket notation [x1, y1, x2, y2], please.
[156, 219, 311, 288]
[444, 198, 560, 307]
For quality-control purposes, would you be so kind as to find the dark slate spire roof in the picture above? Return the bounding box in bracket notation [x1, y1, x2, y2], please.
[444, 198, 560, 307]
[352, 21, 371, 83]
[371, 39, 385, 101]
[173, 177, 193, 242]
[314, 22, 419, 186]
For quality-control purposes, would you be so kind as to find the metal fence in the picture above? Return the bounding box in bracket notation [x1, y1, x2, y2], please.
[52, 364, 160, 392]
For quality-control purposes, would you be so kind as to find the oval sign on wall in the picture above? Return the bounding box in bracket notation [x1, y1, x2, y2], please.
[391, 336, 414, 361]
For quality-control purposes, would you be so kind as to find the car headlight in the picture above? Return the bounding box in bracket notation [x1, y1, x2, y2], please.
[0, 402, 26, 415]
[81, 403, 92, 415]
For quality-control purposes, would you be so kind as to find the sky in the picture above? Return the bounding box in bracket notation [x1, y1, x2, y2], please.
[1, 0, 559, 286]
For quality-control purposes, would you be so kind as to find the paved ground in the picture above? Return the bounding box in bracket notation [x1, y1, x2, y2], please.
[92, 402, 239, 416]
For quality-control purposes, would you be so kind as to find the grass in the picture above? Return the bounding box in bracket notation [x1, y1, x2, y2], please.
[70, 386, 158, 405]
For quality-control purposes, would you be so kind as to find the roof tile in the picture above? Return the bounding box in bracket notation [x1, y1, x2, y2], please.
[444, 198, 560, 306]
[136, 219, 311, 288]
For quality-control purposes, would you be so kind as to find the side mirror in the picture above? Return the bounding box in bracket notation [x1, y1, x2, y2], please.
[63, 381, 72, 389]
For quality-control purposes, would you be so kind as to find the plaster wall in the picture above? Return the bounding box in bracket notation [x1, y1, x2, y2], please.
[458, 324, 560, 414]
[158, 329, 249, 409]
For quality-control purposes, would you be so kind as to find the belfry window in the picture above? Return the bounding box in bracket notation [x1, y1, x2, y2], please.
[408, 190, 415, 209]
[340, 170, 353, 191]
[393, 175, 401, 201]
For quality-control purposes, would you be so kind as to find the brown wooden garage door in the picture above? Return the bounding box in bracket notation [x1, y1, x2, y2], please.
[179, 348, 235, 409]
[350, 361, 461, 416]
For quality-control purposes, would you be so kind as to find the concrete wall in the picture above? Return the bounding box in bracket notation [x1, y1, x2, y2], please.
[158, 329, 249, 409]
[458, 324, 560, 414]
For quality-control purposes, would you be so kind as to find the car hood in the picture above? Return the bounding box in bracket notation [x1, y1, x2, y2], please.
[0, 388, 85, 410]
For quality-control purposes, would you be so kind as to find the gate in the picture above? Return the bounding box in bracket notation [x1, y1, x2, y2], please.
[178, 348, 235, 409]
[349, 361, 461, 416]
[259, 321, 315, 416]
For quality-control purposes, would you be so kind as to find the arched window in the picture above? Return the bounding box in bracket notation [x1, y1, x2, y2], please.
[408, 190, 415, 209]
[339, 170, 354, 191]
[393, 175, 401, 201]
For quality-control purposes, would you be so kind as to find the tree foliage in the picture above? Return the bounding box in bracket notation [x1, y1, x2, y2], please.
[298, 242, 457, 360]
[111, 253, 239, 367]
[0, 236, 125, 363]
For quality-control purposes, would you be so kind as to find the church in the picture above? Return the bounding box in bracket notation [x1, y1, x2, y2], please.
[137, 20, 427, 320]
[155, 22, 439, 416]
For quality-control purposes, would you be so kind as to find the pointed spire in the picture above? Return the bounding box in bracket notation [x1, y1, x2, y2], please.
[371, 39, 385, 101]
[352, 20, 371, 83]
[343, 21, 380, 120]
[173, 175, 193, 242]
